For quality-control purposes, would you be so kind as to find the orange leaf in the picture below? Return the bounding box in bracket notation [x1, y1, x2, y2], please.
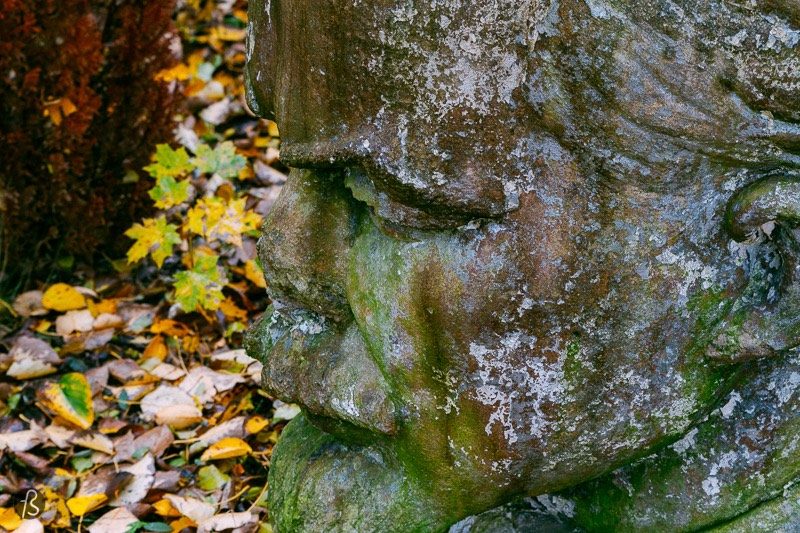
[143, 336, 168, 361]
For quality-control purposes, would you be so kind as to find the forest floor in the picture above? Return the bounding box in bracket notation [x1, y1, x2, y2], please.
[0, 2, 286, 531]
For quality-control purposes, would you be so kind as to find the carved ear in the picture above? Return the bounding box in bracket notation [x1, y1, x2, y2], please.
[708, 176, 800, 362]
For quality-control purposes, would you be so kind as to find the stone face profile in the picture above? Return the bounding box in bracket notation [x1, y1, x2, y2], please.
[244, 0, 800, 531]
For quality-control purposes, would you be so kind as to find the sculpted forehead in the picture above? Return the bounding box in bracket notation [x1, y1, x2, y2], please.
[245, 0, 799, 227]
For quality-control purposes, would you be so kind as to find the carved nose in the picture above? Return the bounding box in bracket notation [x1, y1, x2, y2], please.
[258, 168, 358, 322]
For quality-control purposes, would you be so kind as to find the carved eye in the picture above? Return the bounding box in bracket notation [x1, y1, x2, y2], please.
[343, 165, 498, 234]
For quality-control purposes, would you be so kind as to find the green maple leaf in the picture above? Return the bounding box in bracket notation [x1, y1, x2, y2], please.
[148, 175, 190, 209]
[191, 141, 246, 179]
[125, 216, 181, 267]
[173, 253, 224, 312]
[143, 144, 194, 179]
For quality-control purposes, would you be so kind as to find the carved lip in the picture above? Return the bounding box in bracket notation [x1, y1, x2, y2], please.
[251, 305, 398, 435]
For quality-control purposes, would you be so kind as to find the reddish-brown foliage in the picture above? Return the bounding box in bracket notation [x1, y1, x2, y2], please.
[0, 0, 181, 282]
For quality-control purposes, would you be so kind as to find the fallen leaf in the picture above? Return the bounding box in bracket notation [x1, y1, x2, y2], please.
[0, 508, 21, 530]
[12, 291, 45, 317]
[245, 416, 269, 434]
[197, 465, 230, 491]
[169, 516, 197, 531]
[179, 366, 244, 405]
[15, 519, 44, 533]
[87, 507, 139, 533]
[153, 498, 181, 517]
[188, 416, 245, 455]
[125, 216, 181, 268]
[40, 373, 94, 429]
[130, 425, 174, 458]
[156, 405, 204, 429]
[108, 454, 155, 507]
[55, 309, 94, 336]
[143, 336, 168, 361]
[44, 423, 76, 449]
[66, 494, 107, 516]
[164, 495, 215, 523]
[7, 358, 58, 380]
[272, 401, 301, 423]
[140, 385, 202, 429]
[211, 349, 262, 384]
[41, 284, 86, 312]
[71, 431, 115, 455]
[173, 253, 225, 312]
[243, 260, 266, 288]
[198, 511, 255, 533]
[0, 422, 47, 452]
[148, 362, 185, 381]
[200, 437, 251, 461]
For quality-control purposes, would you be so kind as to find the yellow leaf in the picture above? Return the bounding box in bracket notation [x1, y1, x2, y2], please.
[200, 437, 252, 461]
[125, 216, 181, 268]
[184, 197, 261, 248]
[87, 299, 117, 317]
[245, 416, 269, 434]
[150, 319, 192, 337]
[220, 297, 248, 322]
[153, 498, 181, 517]
[66, 493, 107, 516]
[244, 260, 267, 288]
[40, 373, 94, 430]
[154, 63, 192, 82]
[170, 516, 197, 532]
[0, 507, 21, 530]
[41, 283, 86, 312]
[215, 26, 246, 41]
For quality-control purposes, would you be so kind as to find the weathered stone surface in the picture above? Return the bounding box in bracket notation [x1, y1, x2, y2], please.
[245, 0, 800, 530]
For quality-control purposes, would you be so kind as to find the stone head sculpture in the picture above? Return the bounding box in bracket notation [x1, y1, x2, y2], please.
[244, 0, 800, 530]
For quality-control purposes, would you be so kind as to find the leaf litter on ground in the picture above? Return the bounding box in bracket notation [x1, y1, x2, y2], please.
[0, 1, 295, 531]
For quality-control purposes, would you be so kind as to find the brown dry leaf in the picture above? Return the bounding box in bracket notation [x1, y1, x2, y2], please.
[148, 362, 186, 381]
[164, 494, 215, 523]
[200, 437, 251, 461]
[211, 349, 262, 384]
[71, 431, 115, 455]
[7, 358, 58, 380]
[140, 385, 202, 429]
[156, 404, 204, 429]
[44, 423, 76, 448]
[130, 425, 174, 458]
[189, 416, 245, 455]
[180, 367, 245, 405]
[12, 290, 45, 317]
[92, 313, 123, 330]
[108, 454, 155, 507]
[41, 283, 86, 312]
[198, 511, 256, 533]
[0, 424, 48, 453]
[87, 507, 139, 533]
[98, 418, 127, 435]
[15, 519, 44, 533]
[6, 336, 61, 379]
[55, 309, 94, 336]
